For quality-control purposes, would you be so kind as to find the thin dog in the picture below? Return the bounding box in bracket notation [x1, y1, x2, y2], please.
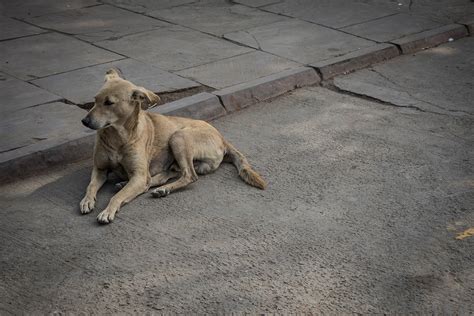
[80, 69, 266, 224]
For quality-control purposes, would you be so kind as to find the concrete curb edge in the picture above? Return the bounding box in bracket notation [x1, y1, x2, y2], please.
[214, 67, 320, 112]
[390, 24, 469, 54]
[310, 43, 400, 80]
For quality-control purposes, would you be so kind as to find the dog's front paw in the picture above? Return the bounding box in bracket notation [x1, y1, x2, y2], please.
[151, 187, 170, 198]
[80, 195, 96, 214]
[97, 208, 116, 224]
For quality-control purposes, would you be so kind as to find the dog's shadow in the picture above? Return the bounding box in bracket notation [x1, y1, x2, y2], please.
[23, 164, 121, 226]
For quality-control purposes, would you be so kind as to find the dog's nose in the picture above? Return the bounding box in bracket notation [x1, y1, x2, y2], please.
[81, 116, 91, 128]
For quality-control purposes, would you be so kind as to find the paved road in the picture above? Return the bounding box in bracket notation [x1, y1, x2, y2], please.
[1, 40, 473, 313]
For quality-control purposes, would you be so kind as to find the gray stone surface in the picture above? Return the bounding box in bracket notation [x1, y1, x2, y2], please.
[149, 2, 286, 36]
[0, 102, 90, 154]
[214, 67, 320, 112]
[176, 51, 301, 89]
[32, 59, 199, 105]
[101, 0, 195, 13]
[333, 37, 474, 115]
[233, 0, 281, 7]
[0, 0, 98, 18]
[391, 24, 468, 54]
[0, 15, 45, 41]
[0, 72, 61, 114]
[0, 83, 472, 313]
[26, 4, 170, 43]
[0, 33, 122, 81]
[310, 44, 400, 80]
[408, 0, 474, 24]
[341, 13, 442, 42]
[97, 26, 253, 71]
[224, 19, 375, 65]
[261, 0, 402, 28]
[152, 92, 226, 121]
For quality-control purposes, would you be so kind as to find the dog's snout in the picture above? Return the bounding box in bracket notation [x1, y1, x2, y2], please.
[81, 116, 91, 128]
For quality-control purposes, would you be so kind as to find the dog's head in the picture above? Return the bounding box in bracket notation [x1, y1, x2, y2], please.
[81, 69, 160, 130]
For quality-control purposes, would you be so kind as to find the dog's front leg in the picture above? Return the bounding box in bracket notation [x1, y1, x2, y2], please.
[80, 167, 107, 214]
[97, 173, 149, 224]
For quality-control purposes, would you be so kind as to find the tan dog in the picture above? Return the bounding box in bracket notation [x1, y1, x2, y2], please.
[80, 69, 266, 224]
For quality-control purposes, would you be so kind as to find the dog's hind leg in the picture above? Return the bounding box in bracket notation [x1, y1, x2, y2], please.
[151, 131, 198, 198]
[150, 170, 179, 187]
[116, 170, 178, 190]
[194, 160, 221, 175]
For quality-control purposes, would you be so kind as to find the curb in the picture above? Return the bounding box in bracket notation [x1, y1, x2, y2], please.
[214, 67, 320, 112]
[391, 24, 468, 54]
[460, 19, 473, 35]
[0, 133, 95, 183]
[310, 43, 400, 80]
[150, 92, 226, 121]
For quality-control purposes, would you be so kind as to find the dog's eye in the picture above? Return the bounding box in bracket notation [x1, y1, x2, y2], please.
[104, 99, 114, 106]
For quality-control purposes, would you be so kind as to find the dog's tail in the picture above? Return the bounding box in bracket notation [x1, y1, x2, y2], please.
[224, 140, 267, 190]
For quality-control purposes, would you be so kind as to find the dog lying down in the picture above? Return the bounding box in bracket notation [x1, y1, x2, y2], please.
[80, 69, 266, 224]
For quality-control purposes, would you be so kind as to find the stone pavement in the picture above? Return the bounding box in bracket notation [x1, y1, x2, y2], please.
[0, 0, 473, 176]
[0, 37, 473, 313]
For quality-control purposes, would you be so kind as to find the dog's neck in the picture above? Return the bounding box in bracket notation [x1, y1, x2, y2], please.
[98, 106, 142, 150]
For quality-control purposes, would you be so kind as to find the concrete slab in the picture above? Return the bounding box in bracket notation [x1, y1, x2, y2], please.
[152, 92, 226, 121]
[176, 51, 300, 89]
[261, 0, 402, 29]
[223, 19, 375, 65]
[214, 67, 320, 112]
[341, 13, 442, 42]
[101, 0, 195, 13]
[0, 0, 98, 18]
[0, 33, 122, 81]
[0, 102, 90, 154]
[97, 26, 253, 71]
[0, 72, 61, 114]
[310, 43, 400, 80]
[333, 37, 474, 115]
[391, 24, 468, 54]
[149, 2, 286, 36]
[0, 15, 45, 41]
[26, 4, 170, 43]
[32, 59, 199, 105]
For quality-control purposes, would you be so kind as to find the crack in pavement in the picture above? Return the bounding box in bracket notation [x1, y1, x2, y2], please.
[368, 68, 473, 116]
[324, 83, 449, 116]
[244, 30, 262, 50]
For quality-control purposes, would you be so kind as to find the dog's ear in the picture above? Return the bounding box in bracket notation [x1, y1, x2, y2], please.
[131, 88, 160, 110]
[104, 68, 122, 82]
